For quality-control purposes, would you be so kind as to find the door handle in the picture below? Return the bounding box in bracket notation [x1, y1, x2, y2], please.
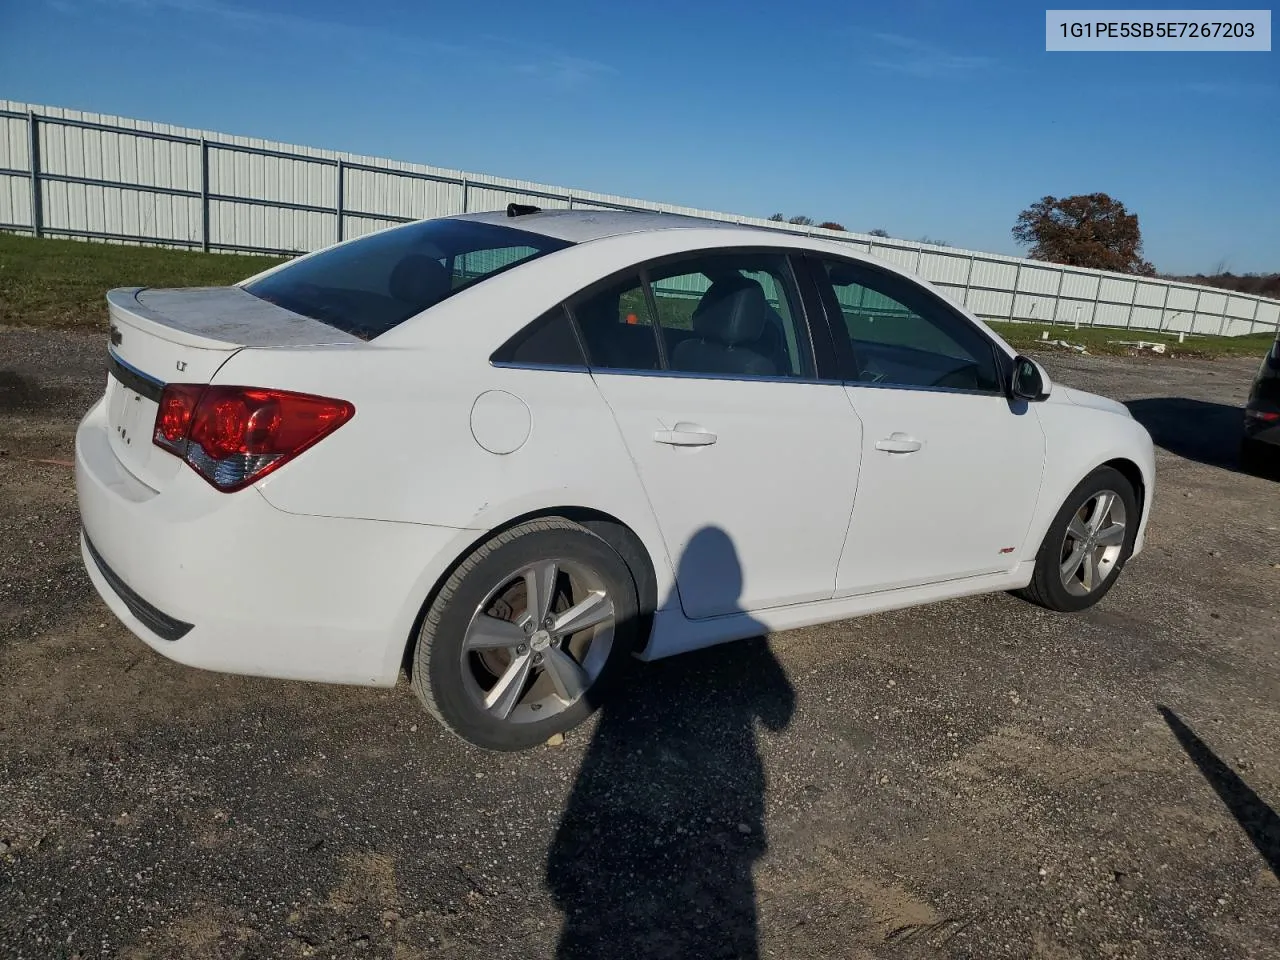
[653, 422, 718, 447]
[875, 434, 922, 454]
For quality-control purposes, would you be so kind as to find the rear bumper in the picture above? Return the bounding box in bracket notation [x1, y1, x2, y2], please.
[82, 533, 193, 641]
[75, 396, 466, 686]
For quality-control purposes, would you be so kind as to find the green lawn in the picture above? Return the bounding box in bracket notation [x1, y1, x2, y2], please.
[986, 320, 1275, 359]
[0, 233, 285, 330]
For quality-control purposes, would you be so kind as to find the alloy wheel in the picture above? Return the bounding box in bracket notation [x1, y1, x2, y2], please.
[1059, 489, 1127, 597]
[460, 559, 616, 723]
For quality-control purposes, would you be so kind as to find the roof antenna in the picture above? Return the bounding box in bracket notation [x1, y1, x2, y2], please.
[507, 203, 541, 217]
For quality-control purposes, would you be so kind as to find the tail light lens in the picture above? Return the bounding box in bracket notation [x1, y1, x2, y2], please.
[152, 385, 354, 491]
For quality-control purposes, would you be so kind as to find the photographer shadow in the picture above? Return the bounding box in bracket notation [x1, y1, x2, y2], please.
[546, 526, 795, 960]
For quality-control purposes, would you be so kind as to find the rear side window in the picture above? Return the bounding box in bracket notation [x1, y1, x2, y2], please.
[572, 274, 662, 371]
[491, 306, 586, 367]
[243, 219, 572, 340]
[566, 252, 815, 379]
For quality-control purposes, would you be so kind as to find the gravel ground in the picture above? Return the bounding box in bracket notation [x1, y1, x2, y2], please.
[1, 328, 1278, 960]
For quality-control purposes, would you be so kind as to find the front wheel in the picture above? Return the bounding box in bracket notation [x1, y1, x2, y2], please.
[410, 518, 639, 751]
[1015, 466, 1139, 613]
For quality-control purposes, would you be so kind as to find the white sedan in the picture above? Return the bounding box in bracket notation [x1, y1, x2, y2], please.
[75, 208, 1155, 750]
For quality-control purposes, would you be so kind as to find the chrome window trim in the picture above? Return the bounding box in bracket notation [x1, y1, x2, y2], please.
[490, 358, 1004, 396]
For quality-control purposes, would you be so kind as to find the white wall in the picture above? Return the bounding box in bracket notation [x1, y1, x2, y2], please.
[2, 99, 1276, 336]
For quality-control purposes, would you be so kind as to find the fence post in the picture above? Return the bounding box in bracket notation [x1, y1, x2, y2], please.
[1156, 283, 1171, 332]
[1189, 289, 1202, 336]
[461, 176, 469, 213]
[567, 195, 574, 210]
[335, 159, 345, 242]
[27, 111, 42, 238]
[1050, 266, 1065, 325]
[199, 138, 210, 252]
[961, 253, 976, 311]
[1091, 275, 1104, 327]
[1216, 291, 1230, 336]
[1124, 279, 1140, 330]
[1010, 262, 1022, 322]
[1248, 296, 1261, 335]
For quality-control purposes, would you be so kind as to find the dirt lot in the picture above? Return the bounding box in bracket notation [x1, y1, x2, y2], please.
[1, 328, 1277, 960]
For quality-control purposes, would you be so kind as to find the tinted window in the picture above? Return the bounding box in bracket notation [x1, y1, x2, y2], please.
[243, 219, 572, 340]
[649, 253, 813, 379]
[817, 258, 1000, 392]
[571, 275, 662, 371]
[491, 306, 585, 367]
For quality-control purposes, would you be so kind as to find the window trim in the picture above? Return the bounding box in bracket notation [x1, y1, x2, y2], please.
[563, 246, 837, 384]
[801, 252, 1011, 396]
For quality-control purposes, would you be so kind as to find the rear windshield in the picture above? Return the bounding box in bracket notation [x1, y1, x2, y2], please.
[242, 219, 573, 339]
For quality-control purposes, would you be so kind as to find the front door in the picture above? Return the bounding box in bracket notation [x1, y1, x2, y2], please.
[805, 254, 1046, 596]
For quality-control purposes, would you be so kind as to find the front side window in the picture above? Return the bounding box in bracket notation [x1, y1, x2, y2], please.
[568, 251, 815, 379]
[815, 258, 1001, 392]
[243, 219, 572, 340]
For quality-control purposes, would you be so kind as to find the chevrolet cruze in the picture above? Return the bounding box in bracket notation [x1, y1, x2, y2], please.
[76, 208, 1156, 750]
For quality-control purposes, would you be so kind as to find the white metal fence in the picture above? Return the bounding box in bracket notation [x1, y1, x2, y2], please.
[2, 99, 1276, 337]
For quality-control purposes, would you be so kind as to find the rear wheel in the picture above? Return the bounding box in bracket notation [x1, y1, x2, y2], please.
[411, 518, 639, 751]
[1015, 466, 1138, 613]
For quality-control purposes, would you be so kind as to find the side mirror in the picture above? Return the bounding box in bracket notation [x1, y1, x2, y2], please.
[1010, 355, 1051, 402]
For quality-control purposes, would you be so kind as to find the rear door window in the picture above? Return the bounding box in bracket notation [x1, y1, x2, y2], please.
[243, 219, 572, 340]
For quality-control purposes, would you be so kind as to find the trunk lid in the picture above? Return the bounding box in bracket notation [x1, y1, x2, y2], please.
[104, 286, 360, 490]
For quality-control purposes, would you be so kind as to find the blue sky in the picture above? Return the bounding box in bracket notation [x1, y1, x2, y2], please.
[1, 0, 1276, 273]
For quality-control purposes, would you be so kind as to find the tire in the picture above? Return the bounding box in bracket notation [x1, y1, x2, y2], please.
[1240, 437, 1273, 477]
[1014, 466, 1139, 613]
[411, 517, 639, 751]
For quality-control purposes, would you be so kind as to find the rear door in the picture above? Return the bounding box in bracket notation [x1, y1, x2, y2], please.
[804, 255, 1046, 596]
[573, 249, 863, 619]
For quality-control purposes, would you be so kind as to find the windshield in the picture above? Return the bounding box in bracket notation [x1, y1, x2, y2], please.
[242, 218, 573, 339]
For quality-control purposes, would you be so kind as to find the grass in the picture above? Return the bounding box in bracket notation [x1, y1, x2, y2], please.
[987, 320, 1276, 359]
[0, 232, 285, 330]
[0, 232, 1274, 361]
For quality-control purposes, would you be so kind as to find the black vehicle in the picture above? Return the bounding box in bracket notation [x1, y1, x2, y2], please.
[1242, 333, 1280, 472]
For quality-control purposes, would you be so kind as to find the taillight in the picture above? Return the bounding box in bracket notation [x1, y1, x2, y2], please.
[155, 385, 203, 452]
[152, 385, 354, 492]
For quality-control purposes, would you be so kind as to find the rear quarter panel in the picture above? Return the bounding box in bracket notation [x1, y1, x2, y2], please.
[214, 344, 679, 609]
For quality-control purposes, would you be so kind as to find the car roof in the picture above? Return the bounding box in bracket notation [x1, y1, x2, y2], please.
[446, 209, 758, 244]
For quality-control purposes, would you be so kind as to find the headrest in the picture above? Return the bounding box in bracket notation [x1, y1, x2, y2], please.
[691, 279, 770, 345]
[388, 254, 453, 305]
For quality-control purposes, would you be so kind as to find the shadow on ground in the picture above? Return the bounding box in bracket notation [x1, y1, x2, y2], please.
[1125, 398, 1254, 473]
[546, 527, 793, 960]
[1159, 705, 1279, 881]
